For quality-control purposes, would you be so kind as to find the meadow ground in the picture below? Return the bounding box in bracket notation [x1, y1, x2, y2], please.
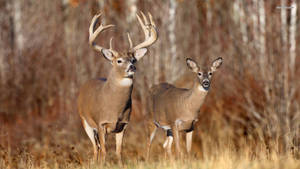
[1, 115, 300, 169]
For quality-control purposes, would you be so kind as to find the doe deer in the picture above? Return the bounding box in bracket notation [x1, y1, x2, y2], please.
[146, 57, 223, 158]
[77, 12, 157, 162]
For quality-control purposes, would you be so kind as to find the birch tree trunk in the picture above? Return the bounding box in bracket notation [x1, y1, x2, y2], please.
[280, 0, 288, 46]
[13, 0, 24, 52]
[127, 0, 137, 22]
[258, 0, 266, 71]
[233, 0, 249, 59]
[289, 2, 297, 74]
[167, 0, 177, 82]
[0, 1, 12, 84]
[12, 0, 24, 87]
[251, 0, 258, 53]
[279, 0, 294, 153]
[206, 0, 212, 27]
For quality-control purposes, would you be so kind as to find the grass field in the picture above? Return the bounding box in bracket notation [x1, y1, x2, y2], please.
[1, 115, 300, 169]
[1, 142, 300, 169]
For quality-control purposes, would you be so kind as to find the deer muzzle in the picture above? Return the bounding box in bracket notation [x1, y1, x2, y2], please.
[202, 79, 210, 90]
[128, 64, 136, 72]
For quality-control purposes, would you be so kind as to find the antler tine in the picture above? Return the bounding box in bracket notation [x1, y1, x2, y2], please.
[127, 33, 133, 49]
[148, 12, 156, 27]
[109, 37, 118, 56]
[109, 37, 113, 49]
[135, 13, 148, 38]
[89, 13, 116, 53]
[140, 11, 149, 26]
[131, 12, 158, 51]
[89, 13, 101, 45]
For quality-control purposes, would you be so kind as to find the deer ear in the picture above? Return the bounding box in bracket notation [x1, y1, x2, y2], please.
[134, 48, 148, 61]
[101, 49, 114, 62]
[186, 58, 199, 73]
[211, 57, 223, 72]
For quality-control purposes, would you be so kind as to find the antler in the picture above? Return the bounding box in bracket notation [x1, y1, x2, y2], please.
[89, 13, 117, 55]
[128, 12, 158, 52]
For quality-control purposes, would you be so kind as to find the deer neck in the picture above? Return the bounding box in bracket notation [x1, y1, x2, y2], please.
[105, 70, 133, 95]
[185, 79, 208, 112]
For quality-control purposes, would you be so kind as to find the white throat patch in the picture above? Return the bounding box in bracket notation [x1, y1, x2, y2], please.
[198, 85, 208, 92]
[118, 78, 133, 86]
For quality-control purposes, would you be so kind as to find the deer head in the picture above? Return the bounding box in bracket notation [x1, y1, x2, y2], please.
[89, 12, 158, 79]
[186, 57, 223, 91]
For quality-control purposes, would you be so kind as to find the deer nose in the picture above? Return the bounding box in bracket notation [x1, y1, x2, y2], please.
[129, 65, 136, 72]
[202, 79, 210, 90]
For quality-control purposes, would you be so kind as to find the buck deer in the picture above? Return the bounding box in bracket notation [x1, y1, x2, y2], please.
[146, 57, 223, 159]
[77, 12, 157, 162]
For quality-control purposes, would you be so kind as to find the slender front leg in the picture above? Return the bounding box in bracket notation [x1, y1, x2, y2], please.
[93, 129, 101, 161]
[172, 126, 181, 158]
[186, 131, 193, 154]
[116, 125, 127, 163]
[81, 118, 99, 161]
[99, 126, 107, 163]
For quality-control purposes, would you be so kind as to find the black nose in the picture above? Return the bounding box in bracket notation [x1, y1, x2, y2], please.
[129, 65, 136, 72]
[202, 81, 210, 90]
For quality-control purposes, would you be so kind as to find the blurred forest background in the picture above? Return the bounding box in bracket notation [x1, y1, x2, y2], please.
[0, 0, 300, 168]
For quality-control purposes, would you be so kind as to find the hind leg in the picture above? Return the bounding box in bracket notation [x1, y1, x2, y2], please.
[146, 121, 157, 160]
[82, 119, 100, 161]
[172, 126, 182, 158]
[163, 129, 173, 159]
[186, 131, 193, 155]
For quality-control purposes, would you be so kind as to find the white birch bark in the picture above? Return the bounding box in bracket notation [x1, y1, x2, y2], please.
[168, 0, 177, 82]
[206, 0, 212, 27]
[127, 0, 137, 22]
[251, 0, 258, 52]
[239, 1, 248, 44]
[12, 0, 24, 87]
[280, 0, 288, 100]
[289, 2, 297, 74]
[258, 0, 266, 69]
[13, 0, 24, 52]
[233, 0, 249, 59]
[232, 1, 239, 24]
[287, 1, 298, 139]
[280, 0, 288, 46]
[98, 0, 106, 23]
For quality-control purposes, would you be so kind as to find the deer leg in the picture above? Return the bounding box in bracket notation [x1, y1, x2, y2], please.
[163, 129, 173, 159]
[172, 126, 181, 158]
[186, 131, 193, 155]
[82, 119, 99, 161]
[116, 124, 127, 164]
[146, 122, 157, 160]
[99, 125, 107, 162]
[93, 129, 101, 161]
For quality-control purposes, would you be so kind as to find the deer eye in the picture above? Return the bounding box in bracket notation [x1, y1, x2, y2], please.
[117, 60, 122, 64]
[198, 72, 202, 76]
[208, 72, 212, 76]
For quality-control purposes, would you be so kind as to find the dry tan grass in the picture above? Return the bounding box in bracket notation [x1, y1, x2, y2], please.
[1, 139, 300, 169]
[1, 115, 300, 169]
